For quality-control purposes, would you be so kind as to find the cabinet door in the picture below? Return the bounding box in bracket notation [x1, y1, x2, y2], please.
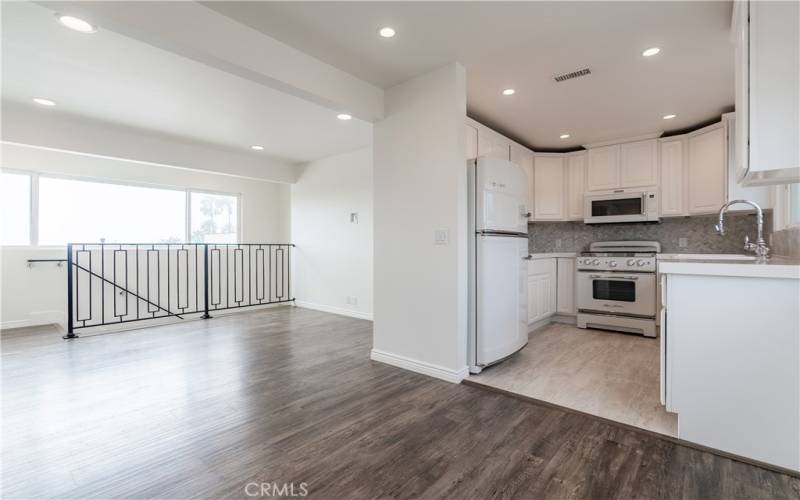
[587, 145, 620, 191]
[556, 258, 576, 314]
[465, 124, 478, 160]
[724, 115, 772, 210]
[534, 156, 565, 220]
[660, 139, 685, 216]
[688, 126, 726, 214]
[620, 139, 658, 188]
[527, 259, 556, 324]
[511, 145, 535, 219]
[479, 129, 510, 160]
[567, 153, 586, 220]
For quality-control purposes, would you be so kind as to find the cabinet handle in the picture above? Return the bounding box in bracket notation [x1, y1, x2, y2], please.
[523, 255, 533, 260]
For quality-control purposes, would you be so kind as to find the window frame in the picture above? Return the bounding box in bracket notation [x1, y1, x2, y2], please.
[0, 169, 242, 247]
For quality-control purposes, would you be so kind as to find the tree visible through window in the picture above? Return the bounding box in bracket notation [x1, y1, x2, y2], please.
[190, 192, 238, 243]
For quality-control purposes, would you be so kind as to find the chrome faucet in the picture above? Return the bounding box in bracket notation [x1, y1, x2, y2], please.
[715, 200, 769, 260]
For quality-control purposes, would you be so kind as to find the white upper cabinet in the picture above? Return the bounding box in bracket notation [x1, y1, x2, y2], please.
[465, 124, 479, 160]
[511, 144, 535, 220]
[534, 155, 566, 220]
[733, 0, 800, 185]
[566, 153, 586, 220]
[620, 139, 658, 188]
[586, 145, 620, 191]
[722, 113, 772, 211]
[659, 138, 686, 217]
[688, 124, 726, 214]
[478, 128, 511, 160]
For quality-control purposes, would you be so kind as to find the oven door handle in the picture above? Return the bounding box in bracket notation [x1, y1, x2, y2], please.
[588, 274, 639, 281]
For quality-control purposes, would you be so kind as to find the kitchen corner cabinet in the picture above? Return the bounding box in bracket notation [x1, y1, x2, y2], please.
[566, 153, 586, 220]
[528, 258, 557, 324]
[533, 155, 566, 220]
[477, 127, 511, 161]
[688, 124, 726, 214]
[722, 114, 772, 211]
[659, 137, 686, 217]
[465, 124, 478, 160]
[511, 145, 535, 220]
[556, 257, 576, 314]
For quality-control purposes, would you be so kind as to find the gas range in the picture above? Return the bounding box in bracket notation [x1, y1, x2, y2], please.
[577, 241, 661, 272]
[576, 241, 661, 338]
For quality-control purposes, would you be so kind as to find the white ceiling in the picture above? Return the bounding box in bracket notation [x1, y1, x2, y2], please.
[1, 2, 372, 163]
[205, 1, 735, 150]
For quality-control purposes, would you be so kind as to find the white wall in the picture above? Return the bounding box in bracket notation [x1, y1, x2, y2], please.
[1, 102, 296, 183]
[0, 142, 291, 330]
[291, 147, 373, 319]
[371, 63, 469, 383]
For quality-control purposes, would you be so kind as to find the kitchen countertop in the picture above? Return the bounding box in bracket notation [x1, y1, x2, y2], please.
[528, 252, 577, 260]
[659, 256, 800, 279]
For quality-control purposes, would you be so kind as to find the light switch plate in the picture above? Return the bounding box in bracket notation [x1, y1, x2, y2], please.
[434, 229, 449, 245]
[679, 237, 688, 248]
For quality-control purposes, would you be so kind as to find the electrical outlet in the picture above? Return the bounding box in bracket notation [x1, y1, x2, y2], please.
[679, 237, 688, 249]
[434, 229, 449, 245]
[555, 239, 562, 250]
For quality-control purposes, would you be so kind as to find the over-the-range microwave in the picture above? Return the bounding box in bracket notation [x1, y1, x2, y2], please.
[583, 188, 659, 224]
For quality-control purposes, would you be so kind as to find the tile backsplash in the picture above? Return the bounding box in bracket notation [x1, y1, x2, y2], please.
[528, 211, 774, 254]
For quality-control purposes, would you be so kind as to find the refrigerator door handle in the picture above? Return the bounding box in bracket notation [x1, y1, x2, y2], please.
[522, 255, 533, 260]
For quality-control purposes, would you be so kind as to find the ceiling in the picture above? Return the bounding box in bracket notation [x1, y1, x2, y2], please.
[1, 2, 372, 164]
[205, 1, 735, 150]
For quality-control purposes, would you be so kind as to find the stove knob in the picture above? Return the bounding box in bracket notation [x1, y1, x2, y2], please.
[627, 259, 636, 266]
[592, 259, 600, 266]
[609, 261, 618, 268]
[636, 259, 645, 267]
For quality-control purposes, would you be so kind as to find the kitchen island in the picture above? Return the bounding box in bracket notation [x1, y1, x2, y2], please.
[660, 258, 800, 472]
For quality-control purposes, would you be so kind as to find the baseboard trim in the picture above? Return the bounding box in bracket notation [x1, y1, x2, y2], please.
[1, 319, 33, 330]
[295, 301, 373, 321]
[370, 349, 468, 384]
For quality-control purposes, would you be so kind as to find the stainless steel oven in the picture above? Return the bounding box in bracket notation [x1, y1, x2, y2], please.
[577, 271, 656, 318]
[576, 241, 660, 337]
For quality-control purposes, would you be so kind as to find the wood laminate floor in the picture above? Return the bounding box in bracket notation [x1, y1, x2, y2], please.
[468, 323, 678, 436]
[2, 307, 798, 499]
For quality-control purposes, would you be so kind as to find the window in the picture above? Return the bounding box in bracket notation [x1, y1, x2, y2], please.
[0, 172, 31, 245]
[190, 191, 238, 243]
[789, 183, 800, 226]
[39, 177, 185, 245]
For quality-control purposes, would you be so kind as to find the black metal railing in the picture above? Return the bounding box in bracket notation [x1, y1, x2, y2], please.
[64, 242, 294, 338]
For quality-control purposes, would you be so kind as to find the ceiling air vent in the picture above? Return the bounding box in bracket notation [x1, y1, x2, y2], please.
[553, 68, 591, 83]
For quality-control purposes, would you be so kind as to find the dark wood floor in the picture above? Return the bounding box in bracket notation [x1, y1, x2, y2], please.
[2, 307, 798, 499]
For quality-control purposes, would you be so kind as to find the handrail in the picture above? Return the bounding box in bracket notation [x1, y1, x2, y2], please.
[64, 242, 294, 339]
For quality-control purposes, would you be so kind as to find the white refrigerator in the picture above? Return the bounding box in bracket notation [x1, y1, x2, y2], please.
[468, 157, 530, 374]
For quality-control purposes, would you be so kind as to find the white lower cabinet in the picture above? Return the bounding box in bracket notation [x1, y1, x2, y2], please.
[527, 258, 557, 324]
[556, 258, 576, 314]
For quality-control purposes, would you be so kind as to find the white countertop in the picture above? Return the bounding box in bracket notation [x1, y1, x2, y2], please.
[659, 256, 800, 279]
[528, 252, 576, 260]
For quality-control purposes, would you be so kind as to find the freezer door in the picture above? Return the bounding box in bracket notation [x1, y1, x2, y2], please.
[476, 234, 529, 366]
[476, 157, 529, 233]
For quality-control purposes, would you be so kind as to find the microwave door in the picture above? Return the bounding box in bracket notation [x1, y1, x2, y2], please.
[585, 193, 647, 223]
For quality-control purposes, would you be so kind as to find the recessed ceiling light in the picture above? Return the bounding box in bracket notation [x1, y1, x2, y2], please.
[337, 113, 352, 120]
[378, 27, 396, 38]
[33, 98, 56, 107]
[502, 89, 516, 96]
[663, 114, 677, 120]
[560, 134, 571, 139]
[56, 14, 97, 34]
[642, 47, 660, 57]
[250, 145, 264, 151]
